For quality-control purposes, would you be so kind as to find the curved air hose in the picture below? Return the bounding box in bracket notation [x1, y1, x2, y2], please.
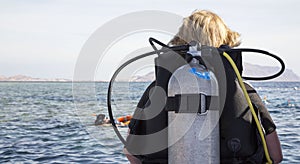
[107, 46, 189, 144]
[222, 52, 273, 164]
[107, 49, 163, 144]
[228, 48, 285, 81]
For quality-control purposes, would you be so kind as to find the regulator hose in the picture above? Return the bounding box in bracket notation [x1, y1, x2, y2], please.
[107, 45, 190, 144]
[222, 51, 273, 164]
[227, 48, 285, 81]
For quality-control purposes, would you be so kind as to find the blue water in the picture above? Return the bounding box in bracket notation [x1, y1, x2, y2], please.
[0, 82, 299, 163]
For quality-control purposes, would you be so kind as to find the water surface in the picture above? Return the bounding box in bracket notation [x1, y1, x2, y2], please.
[0, 82, 299, 163]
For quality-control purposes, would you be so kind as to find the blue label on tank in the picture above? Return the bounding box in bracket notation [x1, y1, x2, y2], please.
[189, 68, 211, 80]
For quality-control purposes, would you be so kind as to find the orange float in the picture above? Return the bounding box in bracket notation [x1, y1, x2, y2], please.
[117, 115, 132, 123]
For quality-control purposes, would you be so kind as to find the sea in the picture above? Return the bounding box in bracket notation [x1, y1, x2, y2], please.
[0, 81, 299, 163]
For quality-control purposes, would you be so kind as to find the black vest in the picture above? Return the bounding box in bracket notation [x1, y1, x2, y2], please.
[127, 47, 264, 163]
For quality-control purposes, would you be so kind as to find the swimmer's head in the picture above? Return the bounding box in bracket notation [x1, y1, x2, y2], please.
[95, 114, 106, 125]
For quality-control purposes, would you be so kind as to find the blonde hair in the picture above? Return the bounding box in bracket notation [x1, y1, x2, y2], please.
[169, 10, 241, 47]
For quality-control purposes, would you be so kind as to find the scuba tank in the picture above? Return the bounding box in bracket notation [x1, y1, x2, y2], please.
[167, 44, 220, 163]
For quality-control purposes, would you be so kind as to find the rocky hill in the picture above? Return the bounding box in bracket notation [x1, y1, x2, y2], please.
[130, 72, 155, 82]
[243, 63, 300, 82]
[0, 75, 70, 82]
[1, 63, 299, 82]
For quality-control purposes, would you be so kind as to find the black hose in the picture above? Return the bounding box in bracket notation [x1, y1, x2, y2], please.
[149, 37, 169, 55]
[229, 48, 285, 80]
[107, 50, 159, 144]
[107, 47, 188, 144]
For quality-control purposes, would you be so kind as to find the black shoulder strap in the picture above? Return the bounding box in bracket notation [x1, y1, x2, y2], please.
[165, 94, 218, 113]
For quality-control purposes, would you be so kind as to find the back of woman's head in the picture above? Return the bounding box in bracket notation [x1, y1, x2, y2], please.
[169, 10, 241, 47]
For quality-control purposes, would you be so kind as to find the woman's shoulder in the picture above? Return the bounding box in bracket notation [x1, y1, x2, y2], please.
[243, 80, 257, 93]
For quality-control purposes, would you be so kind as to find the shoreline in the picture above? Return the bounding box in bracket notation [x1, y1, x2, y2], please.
[0, 80, 299, 83]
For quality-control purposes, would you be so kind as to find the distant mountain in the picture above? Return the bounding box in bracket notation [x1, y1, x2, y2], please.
[130, 72, 155, 82]
[0, 75, 70, 82]
[130, 63, 300, 82]
[243, 63, 300, 82]
[1, 64, 299, 82]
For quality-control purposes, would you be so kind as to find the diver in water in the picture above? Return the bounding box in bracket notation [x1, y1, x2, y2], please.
[95, 114, 131, 127]
[94, 114, 110, 125]
[125, 10, 282, 163]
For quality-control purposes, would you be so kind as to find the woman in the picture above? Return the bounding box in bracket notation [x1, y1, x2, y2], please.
[126, 10, 282, 163]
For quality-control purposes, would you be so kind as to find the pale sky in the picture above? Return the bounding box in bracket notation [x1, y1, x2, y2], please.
[1, 0, 299, 80]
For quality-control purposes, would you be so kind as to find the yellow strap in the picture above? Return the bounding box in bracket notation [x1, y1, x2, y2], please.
[222, 52, 272, 164]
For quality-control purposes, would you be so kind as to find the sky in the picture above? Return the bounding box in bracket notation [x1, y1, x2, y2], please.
[0, 0, 300, 80]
